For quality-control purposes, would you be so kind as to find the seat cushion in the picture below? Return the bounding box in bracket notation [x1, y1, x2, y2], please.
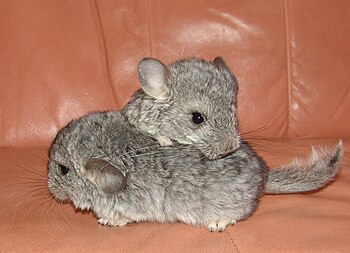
[1, 139, 349, 252]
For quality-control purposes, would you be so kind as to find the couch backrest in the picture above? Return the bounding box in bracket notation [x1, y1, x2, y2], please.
[1, 0, 349, 147]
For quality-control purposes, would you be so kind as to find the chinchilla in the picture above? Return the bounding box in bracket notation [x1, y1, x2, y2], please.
[48, 111, 343, 232]
[123, 57, 241, 159]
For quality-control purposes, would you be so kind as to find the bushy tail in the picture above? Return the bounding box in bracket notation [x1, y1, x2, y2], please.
[265, 141, 344, 194]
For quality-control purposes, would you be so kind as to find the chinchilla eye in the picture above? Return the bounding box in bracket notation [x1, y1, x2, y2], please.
[192, 112, 205, 124]
[59, 165, 70, 175]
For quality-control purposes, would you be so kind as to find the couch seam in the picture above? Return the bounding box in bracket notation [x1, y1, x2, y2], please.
[225, 230, 240, 253]
[147, 0, 154, 57]
[283, 0, 292, 138]
[91, 0, 118, 107]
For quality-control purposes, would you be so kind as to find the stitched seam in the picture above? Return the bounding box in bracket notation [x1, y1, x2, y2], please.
[147, 0, 153, 57]
[225, 230, 240, 253]
[284, 0, 292, 138]
[91, 0, 117, 107]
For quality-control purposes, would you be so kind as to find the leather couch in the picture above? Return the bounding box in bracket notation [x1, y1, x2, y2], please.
[1, 1, 349, 252]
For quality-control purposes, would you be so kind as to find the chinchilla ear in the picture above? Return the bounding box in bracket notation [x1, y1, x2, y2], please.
[213, 57, 230, 72]
[138, 58, 170, 100]
[213, 56, 238, 92]
[84, 158, 126, 195]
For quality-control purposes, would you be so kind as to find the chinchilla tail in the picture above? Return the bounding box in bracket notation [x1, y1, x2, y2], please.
[264, 141, 344, 194]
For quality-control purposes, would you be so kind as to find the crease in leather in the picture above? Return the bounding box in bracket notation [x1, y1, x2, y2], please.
[90, 0, 118, 108]
[327, 81, 350, 124]
[283, 0, 292, 138]
[225, 230, 240, 253]
[125, 225, 165, 252]
[147, 0, 154, 57]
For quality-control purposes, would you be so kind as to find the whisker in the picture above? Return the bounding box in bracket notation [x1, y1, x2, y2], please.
[16, 175, 47, 182]
[241, 109, 286, 137]
[38, 198, 55, 219]
[24, 195, 52, 218]
[11, 162, 47, 179]
[100, 143, 201, 162]
[61, 206, 80, 231]
[6, 181, 47, 189]
[48, 203, 65, 233]
[117, 144, 165, 159]
[45, 200, 58, 227]
[125, 149, 200, 161]
[245, 136, 315, 152]
[22, 186, 50, 196]
[4, 195, 34, 231]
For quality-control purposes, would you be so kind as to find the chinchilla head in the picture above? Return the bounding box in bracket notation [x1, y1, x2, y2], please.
[125, 57, 240, 159]
[48, 113, 126, 210]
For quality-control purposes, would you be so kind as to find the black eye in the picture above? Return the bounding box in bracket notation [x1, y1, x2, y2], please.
[192, 112, 205, 124]
[59, 165, 69, 175]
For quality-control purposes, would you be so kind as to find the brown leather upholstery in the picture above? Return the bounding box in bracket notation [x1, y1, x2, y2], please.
[1, 1, 349, 252]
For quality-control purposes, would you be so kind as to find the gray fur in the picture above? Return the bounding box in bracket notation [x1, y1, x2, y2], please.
[48, 111, 343, 232]
[123, 56, 344, 192]
[265, 142, 343, 194]
[123, 57, 240, 159]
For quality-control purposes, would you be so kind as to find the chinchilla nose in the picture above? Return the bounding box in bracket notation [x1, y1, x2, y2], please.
[208, 136, 241, 160]
[218, 139, 240, 158]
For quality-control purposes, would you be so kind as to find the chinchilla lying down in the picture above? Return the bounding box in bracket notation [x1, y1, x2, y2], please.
[48, 111, 342, 232]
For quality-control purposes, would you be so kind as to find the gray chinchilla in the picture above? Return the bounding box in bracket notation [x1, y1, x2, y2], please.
[48, 111, 343, 232]
[122, 57, 240, 160]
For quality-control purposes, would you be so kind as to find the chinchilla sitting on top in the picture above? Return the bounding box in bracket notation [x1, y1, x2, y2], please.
[48, 111, 343, 232]
[123, 57, 241, 159]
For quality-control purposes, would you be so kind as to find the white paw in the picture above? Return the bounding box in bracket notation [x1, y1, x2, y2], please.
[98, 218, 109, 226]
[157, 136, 173, 146]
[109, 216, 130, 227]
[230, 219, 237, 225]
[98, 215, 131, 227]
[207, 220, 232, 232]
